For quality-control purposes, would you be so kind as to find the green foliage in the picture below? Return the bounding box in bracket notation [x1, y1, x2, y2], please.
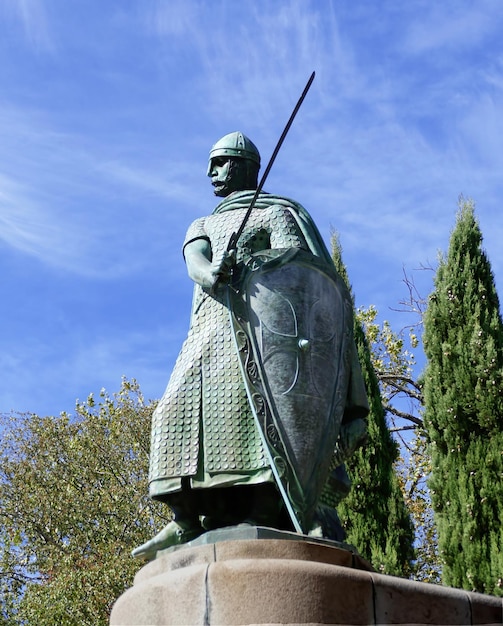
[429, 436, 503, 594]
[396, 434, 441, 583]
[358, 305, 440, 582]
[331, 235, 415, 576]
[357, 304, 423, 431]
[0, 378, 169, 625]
[423, 198, 503, 596]
[358, 305, 417, 373]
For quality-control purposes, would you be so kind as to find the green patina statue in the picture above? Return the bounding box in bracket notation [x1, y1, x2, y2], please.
[133, 132, 368, 561]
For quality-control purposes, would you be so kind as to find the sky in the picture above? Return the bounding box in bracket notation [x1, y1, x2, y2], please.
[1, 0, 503, 418]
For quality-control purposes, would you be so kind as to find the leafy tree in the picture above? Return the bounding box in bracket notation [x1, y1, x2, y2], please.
[423, 198, 503, 595]
[395, 433, 440, 583]
[357, 304, 441, 582]
[331, 235, 415, 576]
[357, 303, 423, 433]
[0, 378, 168, 625]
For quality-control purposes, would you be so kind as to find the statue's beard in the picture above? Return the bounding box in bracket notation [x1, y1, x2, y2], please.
[212, 160, 254, 197]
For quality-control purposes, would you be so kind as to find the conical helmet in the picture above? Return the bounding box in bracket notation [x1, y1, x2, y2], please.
[207, 131, 260, 175]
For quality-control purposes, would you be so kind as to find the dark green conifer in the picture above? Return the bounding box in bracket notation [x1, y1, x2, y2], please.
[330, 236, 414, 576]
[423, 199, 503, 595]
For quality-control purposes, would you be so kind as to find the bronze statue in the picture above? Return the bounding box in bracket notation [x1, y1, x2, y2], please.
[133, 132, 368, 560]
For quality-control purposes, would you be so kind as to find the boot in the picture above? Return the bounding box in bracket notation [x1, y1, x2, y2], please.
[132, 485, 203, 561]
[131, 519, 203, 561]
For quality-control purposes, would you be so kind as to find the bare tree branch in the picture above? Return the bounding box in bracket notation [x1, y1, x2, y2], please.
[389, 424, 420, 433]
[386, 406, 423, 428]
[378, 373, 422, 391]
[377, 374, 424, 403]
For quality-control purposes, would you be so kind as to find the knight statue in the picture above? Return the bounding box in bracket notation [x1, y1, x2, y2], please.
[133, 131, 369, 560]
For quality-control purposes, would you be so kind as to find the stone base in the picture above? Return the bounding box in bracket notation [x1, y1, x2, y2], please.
[110, 528, 502, 625]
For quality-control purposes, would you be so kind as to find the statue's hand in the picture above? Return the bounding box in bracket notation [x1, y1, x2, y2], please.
[185, 239, 236, 293]
[210, 249, 236, 291]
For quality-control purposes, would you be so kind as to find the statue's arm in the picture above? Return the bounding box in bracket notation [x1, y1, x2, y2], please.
[184, 238, 233, 292]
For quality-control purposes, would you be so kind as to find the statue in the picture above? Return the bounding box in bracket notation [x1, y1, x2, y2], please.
[133, 131, 368, 561]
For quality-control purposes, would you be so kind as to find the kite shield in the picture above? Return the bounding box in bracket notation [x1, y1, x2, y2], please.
[227, 248, 353, 533]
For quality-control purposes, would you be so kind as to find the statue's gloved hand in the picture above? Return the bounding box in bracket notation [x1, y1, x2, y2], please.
[211, 249, 235, 289]
[184, 239, 235, 294]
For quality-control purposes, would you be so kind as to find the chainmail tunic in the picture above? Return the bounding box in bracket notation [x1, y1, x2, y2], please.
[149, 193, 313, 498]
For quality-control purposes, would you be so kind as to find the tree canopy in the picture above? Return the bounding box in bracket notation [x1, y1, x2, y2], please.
[423, 199, 503, 595]
[0, 379, 168, 625]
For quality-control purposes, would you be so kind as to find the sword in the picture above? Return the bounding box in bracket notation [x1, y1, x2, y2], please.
[226, 72, 317, 534]
[226, 71, 315, 255]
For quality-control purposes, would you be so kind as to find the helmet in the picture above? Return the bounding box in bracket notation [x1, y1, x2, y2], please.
[207, 131, 260, 175]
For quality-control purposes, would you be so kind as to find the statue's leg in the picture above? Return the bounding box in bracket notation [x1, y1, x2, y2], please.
[199, 485, 245, 530]
[243, 483, 284, 527]
[201, 483, 286, 530]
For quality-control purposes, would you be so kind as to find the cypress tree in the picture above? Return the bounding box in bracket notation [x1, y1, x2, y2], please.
[329, 236, 414, 576]
[423, 199, 503, 595]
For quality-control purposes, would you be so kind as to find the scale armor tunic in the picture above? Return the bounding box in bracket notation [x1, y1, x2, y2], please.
[149, 192, 313, 499]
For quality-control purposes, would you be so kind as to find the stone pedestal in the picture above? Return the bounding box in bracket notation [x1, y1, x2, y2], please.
[110, 528, 502, 625]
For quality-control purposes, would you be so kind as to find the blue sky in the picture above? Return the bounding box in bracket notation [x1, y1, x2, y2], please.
[2, 0, 503, 417]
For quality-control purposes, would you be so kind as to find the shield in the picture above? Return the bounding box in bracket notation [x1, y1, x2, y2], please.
[227, 248, 353, 533]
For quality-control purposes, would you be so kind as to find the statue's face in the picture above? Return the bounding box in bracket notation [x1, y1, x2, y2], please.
[208, 157, 249, 197]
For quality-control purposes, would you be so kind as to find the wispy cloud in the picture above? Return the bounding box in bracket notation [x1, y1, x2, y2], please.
[0, 323, 187, 415]
[147, 0, 198, 38]
[0, 174, 61, 255]
[0, 0, 54, 52]
[403, 1, 503, 55]
[0, 106, 206, 278]
[2, 0, 503, 418]
[95, 160, 195, 203]
[148, 0, 342, 132]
